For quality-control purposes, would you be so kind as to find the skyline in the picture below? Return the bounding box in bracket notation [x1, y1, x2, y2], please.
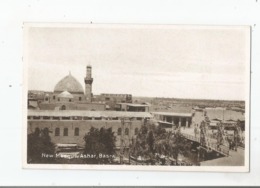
[27, 67, 246, 102]
[25, 25, 250, 100]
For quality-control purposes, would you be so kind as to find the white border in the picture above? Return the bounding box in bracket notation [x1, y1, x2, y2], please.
[1, 0, 260, 186]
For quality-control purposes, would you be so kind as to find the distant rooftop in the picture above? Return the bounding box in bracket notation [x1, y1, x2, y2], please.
[28, 110, 152, 118]
[117, 103, 149, 107]
[205, 108, 245, 121]
[151, 111, 193, 117]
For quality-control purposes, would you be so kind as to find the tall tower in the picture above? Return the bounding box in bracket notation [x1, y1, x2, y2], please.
[84, 65, 93, 102]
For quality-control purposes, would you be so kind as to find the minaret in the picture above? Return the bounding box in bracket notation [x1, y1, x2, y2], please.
[84, 65, 93, 102]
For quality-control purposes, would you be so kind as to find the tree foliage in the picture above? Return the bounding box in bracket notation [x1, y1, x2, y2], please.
[131, 124, 154, 161]
[27, 128, 56, 164]
[131, 122, 192, 164]
[168, 129, 191, 161]
[83, 127, 116, 164]
[131, 123, 168, 161]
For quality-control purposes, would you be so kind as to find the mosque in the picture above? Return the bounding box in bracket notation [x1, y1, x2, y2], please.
[28, 65, 133, 111]
[51, 64, 93, 103]
[46, 65, 93, 102]
[29, 65, 106, 111]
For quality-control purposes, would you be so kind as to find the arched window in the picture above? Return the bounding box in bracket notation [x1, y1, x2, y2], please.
[69, 99, 71, 102]
[79, 97, 81, 101]
[125, 128, 129, 135]
[74, 128, 79, 136]
[55, 128, 60, 136]
[53, 95, 55, 100]
[61, 105, 66, 110]
[135, 128, 138, 135]
[117, 128, 121, 135]
[63, 128, 68, 136]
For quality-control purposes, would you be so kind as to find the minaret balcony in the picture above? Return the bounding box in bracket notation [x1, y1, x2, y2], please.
[85, 78, 93, 84]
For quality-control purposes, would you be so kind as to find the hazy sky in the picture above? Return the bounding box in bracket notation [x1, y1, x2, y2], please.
[25, 24, 249, 100]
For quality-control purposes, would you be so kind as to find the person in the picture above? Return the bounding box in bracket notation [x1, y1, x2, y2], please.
[194, 127, 197, 138]
[231, 140, 235, 150]
[228, 138, 232, 150]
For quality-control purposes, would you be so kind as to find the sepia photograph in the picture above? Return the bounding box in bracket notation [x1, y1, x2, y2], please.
[23, 24, 250, 171]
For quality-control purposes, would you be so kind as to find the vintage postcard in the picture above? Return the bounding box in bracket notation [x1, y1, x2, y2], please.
[23, 23, 250, 172]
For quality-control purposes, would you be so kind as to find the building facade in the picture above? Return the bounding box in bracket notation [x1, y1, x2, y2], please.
[152, 112, 193, 130]
[94, 93, 133, 110]
[27, 110, 152, 148]
[115, 103, 150, 112]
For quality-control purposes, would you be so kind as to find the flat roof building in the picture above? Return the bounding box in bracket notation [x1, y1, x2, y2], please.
[151, 111, 193, 130]
[115, 103, 150, 112]
[27, 110, 152, 148]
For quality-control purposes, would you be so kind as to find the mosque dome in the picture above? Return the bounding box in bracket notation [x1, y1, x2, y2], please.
[57, 91, 74, 99]
[54, 73, 84, 94]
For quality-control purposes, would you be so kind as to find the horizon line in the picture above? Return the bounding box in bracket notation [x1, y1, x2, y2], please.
[28, 89, 245, 102]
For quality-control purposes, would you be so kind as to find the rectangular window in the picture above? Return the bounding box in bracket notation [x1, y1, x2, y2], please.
[55, 128, 60, 136]
[83, 117, 92, 120]
[63, 128, 68, 136]
[53, 116, 60, 120]
[72, 116, 82, 120]
[74, 128, 79, 136]
[77, 116, 82, 120]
